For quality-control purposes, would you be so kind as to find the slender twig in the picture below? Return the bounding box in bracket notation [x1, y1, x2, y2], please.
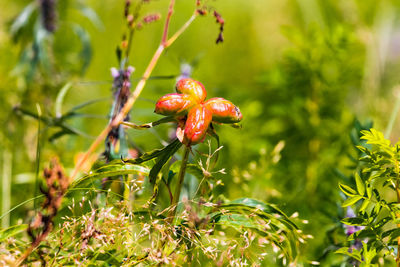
[165, 13, 197, 47]
[34, 104, 42, 209]
[168, 146, 190, 222]
[162, 0, 175, 45]
[123, 0, 144, 67]
[385, 86, 400, 139]
[1, 150, 12, 229]
[71, 3, 198, 181]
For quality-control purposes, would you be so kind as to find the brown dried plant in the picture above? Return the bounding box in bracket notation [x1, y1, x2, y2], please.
[15, 158, 69, 266]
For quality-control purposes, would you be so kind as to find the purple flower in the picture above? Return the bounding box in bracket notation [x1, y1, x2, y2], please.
[176, 63, 192, 82]
[344, 207, 364, 236]
[110, 67, 120, 79]
[126, 66, 135, 77]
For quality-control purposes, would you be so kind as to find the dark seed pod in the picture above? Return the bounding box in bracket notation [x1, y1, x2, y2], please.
[40, 0, 57, 33]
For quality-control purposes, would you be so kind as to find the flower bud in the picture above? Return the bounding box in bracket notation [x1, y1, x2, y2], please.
[155, 93, 196, 116]
[176, 78, 207, 103]
[204, 97, 242, 123]
[183, 104, 212, 146]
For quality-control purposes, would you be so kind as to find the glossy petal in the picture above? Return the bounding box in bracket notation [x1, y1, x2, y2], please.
[183, 104, 212, 146]
[204, 97, 243, 123]
[154, 93, 196, 116]
[175, 78, 207, 103]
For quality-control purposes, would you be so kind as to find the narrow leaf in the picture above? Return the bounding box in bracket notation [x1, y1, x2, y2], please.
[72, 163, 149, 187]
[10, 3, 36, 36]
[341, 217, 366, 226]
[359, 199, 369, 212]
[0, 224, 28, 242]
[121, 116, 176, 129]
[339, 183, 357, 196]
[55, 83, 73, 118]
[355, 173, 365, 196]
[149, 139, 182, 184]
[342, 195, 363, 207]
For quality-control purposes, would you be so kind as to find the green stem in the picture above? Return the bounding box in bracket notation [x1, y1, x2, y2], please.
[395, 162, 400, 267]
[1, 149, 12, 229]
[34, 103, 41, 209]
[169, 146, 190, 222]
[385, 91, 400, 139]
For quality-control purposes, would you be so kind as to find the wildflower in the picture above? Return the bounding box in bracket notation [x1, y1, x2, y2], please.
[344, 207, 365, 256]
[155, 78, 242, 146]
[176, 63, 192, 81]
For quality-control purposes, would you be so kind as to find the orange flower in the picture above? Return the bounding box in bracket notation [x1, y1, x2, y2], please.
[155, 78, 242, 146]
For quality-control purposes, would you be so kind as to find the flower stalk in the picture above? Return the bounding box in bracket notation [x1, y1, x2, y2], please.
[396, 162, 400, 267]
[169, 146, 190, 222]
[70, 4, 198, 181]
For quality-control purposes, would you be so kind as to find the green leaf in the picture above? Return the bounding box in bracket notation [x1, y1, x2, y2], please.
[78, 5, 104, 29]
[366, 184, 372, 198]
[355, 173, 365, 196]
[10, 3, 36, 36]
[335, 247, 362, 262]
[207, 125, 221, 168]
[341, 217, 366, 226]
[72, 163, 149, 187]
[122, 116, 176, 129]
[360, 128, 390, 146]
[350, 229, 375, 240]
[339, 183, 357, 196]
[342, 195, 363, 207]
[72, 24, 92, 75]
[359, 199, 369, 212]
[170, 162, 204, 180]
[65, 97, 111, 114]
[389, 228, 400, 243]
[149, 139, 182, 184]
[375, 217, 391, 229]
[221, 198, 298, 230]
[0, 224, 28, 242]
[55, 83, 73, 118]
[362, 242, 376, 265]
[124, 138, 181, 167]
[208, 198, 300, 262]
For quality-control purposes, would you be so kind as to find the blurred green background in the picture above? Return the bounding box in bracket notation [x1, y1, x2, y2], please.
[2, 0, 400, 265]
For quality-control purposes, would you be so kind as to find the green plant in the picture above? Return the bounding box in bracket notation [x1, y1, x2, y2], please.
[0, 1, 307, 266]
[338, 128, 400, 266]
